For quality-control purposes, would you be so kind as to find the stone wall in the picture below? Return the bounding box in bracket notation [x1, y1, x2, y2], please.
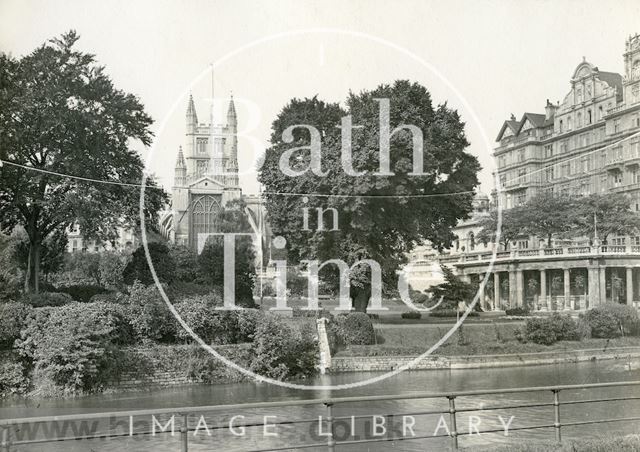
[109, 344, 252, 389]
[330, 346, 640, 372]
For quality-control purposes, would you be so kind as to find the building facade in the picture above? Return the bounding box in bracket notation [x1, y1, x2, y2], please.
[168, 94, 242, 250]
[439, 33, 640, 312]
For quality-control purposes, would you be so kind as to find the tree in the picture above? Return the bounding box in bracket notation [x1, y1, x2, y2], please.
[520, 193, 577, 246]
[0, 31, 167, 293]
[123, 242, 175, 286]
[476, 206, 527, 251]
[427, 265, 476, 310]
[259, 81, 480, 312]
[15, 228, 67, 283]
[570, 193, 640, 243]
[196, 200, 256, 307]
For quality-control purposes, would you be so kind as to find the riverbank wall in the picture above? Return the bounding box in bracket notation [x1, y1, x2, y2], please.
[329, 346, 640, 372]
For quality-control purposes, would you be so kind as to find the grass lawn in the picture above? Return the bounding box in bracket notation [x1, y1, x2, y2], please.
[334, 322, 640, 357]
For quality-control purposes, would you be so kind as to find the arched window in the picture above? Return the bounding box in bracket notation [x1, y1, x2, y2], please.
[468, 231, 475, 251]
[191, 195, 221, 246]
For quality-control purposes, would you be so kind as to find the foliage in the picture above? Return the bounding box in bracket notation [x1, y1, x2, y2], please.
[194, 200, 256, 307]
[123, 242, 175, 286]
[22, 291, 73, 307]
[121, 281, 176, 343]
[250, 315, 318, 380]
[0, 360, 29, 396]
[0, 234, 23, 302]
[427, 266, 476, 310]
[15, 302, 126, 393]
[428, 310, 479, 317]
[56, 284, 109, 303]
[401, 311, 422, 319]
[330, 312, 376, 346]
[505, 307, 530, 316]
[476, 206, 528, 250]
[167, 281, 218, 302]
[174, 295, 260, 344]
[0, 31, 167, 293]
[259, 82, 480, 312]
[520, 314, 580, 345]
[98, 252, 128, 290]
[583, 304, 637, 338]
[169, 244, 198, 283]
[521, 317, 558, 345]
[571, 193, 640, 243]
[591, 303, 640, 336]
[0, 302, 33, 349]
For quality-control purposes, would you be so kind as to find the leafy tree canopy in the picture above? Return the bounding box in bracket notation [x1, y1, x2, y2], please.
[259, 81, 480, 311]
[0, 31, 167, 292]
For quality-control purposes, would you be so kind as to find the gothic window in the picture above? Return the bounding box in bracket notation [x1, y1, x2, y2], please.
[587, 109, 592, 124]
[633, 85, 640, 103]
[196, 138, 209, 154]
[191, 195, 220, 244]
[468, 232, 475, 251]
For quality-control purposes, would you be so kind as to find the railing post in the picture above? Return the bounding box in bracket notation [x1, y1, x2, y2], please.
[181, 414, 189, 452]
[324, 402, 335, 452]
[552, 389, 561, 443]
[1, 427, 10, 452]
[448, 396, 458, 450]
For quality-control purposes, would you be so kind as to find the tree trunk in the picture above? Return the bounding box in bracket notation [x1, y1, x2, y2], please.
[24, 240, 41, 294]
[350, 285, 371, 313]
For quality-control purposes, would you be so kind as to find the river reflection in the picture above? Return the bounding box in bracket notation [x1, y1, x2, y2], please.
[2, 358, 640, 451]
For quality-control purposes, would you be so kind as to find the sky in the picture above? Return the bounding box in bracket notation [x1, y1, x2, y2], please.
[1, 0, 640, 195]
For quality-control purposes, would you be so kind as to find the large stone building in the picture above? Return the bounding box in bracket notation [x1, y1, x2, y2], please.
[438, 33, 640, 312]
[167, 94, 242, 250]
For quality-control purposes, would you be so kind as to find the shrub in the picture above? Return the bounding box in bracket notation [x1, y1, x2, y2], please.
[124, 243, 176, 286]
[330, 312, 376, 346]
[505, 307, 530, 316]
[428, 310, 479, 318]
[22, 291, 73, 307]
[89, 292, 124, 304]
[250, 315, 317, 380]
[584, 308, 622, 339]
[15, 302, 126, 393]
[549, 313, 580, 341]
[0, 360, 28, 396]
[122, 282, 177, 343]
[174, 294, 259, 344]
[0, 302, 33, 349]
[401, 311, 422, 319]
[522, 317, 557, 345]
[56, 284, 109, 303]
[167, 281, 218, 302]
[591, 304, 640, 336]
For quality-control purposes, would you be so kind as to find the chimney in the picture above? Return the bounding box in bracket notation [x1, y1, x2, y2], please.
[545, 99, 557, 120]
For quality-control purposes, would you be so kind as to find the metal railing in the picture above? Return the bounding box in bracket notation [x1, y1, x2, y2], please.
[1, 380, 640, 451]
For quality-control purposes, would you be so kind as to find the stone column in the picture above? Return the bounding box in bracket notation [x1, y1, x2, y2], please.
[509, 271, 517, 309]
[564, 268, 572, 310]
[599, 267, 607, 305]
[516, 269, 524, 307]
[627, 267, 634, 306]
[494, 272, 500, 311]
[588, 267, 598, 309]
[540, 269, 547, 311]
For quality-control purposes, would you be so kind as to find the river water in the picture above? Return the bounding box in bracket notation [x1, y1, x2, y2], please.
[2, 359, 640, 451]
